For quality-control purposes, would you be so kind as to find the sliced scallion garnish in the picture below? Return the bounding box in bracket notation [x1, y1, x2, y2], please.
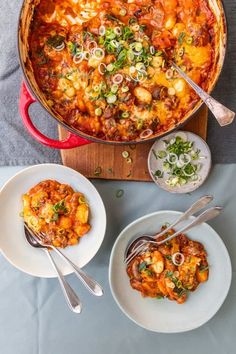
[94, 166, 102, 176]
[107, 95, 117, 104]
[122, 151, 129, 159]
[116, 189, 124, 198]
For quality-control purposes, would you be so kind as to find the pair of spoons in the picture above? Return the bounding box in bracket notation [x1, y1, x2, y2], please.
[24, 224, 103, 313]
[124, 195, 222, 264]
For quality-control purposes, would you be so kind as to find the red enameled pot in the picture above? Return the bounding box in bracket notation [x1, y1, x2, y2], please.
[18, 0, 227, 149]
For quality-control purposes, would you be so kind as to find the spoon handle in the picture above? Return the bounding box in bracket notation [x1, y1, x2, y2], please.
[172, 63, 235, 126]
[154, 195, 213, 240]
[45, 249, 82, 313]
[51, 246, 103, 297]
[157, 206, 222, 245]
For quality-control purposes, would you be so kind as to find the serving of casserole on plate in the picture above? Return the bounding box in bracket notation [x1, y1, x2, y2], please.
[0, 164, 106, 278]
[109, 211, 231, 333]
[22, 180, 91, 248]
[126, 226, 209, 304]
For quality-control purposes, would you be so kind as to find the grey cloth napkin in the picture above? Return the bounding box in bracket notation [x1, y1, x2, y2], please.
[0, 0, 61, 166]
[0, 0, 235, 166]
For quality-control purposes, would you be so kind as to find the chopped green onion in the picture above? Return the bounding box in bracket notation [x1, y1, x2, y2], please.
[163, 161, 170, 171]
[178, 47, 185, 57]
[122, 151, 129, 158]
[127, 50, 135, 61]
[111, 84, 119, 93]
[165, 255, 173, 261]
[107, 63, 114, 72]
[95, 108, 103, 116]
[93, 48, 104, 59]
[155, 50, 163, 56]
[145, 269, 154, 276]
[157, 151, 167, 159]
[116, 189, 124, 198]
[94, 85, 100, 93]
[52, 200, 67, 213]
[136, 62, 145, 71]
[154, 170, 163, 178]
[107, 95, 117, 104]
[186, 36, 193, 44]
[119, 8, 127, 16]
[121, 86, 129, 93]
[122, 112, 130, 118]
[178, 32, 186, 44]
[134, 42, 143, 52]
[94, 166, 102, 176]
[78, 196, 86, 204]
[199, 265, 209, 273]
[139, 261, 147, 272]
[128, 17, 137, 25]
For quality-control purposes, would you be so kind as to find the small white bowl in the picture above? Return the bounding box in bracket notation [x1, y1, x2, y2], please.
[0, 164, 106, 278]
[148, 131, 212, 193]
[109, 211, 232, 333]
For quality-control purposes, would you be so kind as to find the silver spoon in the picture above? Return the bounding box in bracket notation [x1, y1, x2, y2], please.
[124, 195, 213, 263]
[25, 223, 103, 297]
[125, 206, 222, 264]
[24, 226, 82, 314]
[172, 62, 235, 126]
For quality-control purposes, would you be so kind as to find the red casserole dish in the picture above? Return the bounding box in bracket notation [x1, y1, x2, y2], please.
[18, 0, 227, 149]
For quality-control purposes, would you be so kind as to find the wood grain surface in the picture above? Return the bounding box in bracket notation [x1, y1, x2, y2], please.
[59, 105, 208, 181]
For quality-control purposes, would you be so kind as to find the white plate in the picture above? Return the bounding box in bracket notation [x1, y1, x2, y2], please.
[109, 211, 231, 333]
[148, 131, 212, 193]
[0, 164, 106, 278]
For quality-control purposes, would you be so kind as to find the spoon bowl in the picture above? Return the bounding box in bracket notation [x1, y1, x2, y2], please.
[24, 226, 47, 249]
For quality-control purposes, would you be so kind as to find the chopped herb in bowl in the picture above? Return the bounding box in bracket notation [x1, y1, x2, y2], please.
[149, 132, 211, 192]
[156, 134, 202, 187]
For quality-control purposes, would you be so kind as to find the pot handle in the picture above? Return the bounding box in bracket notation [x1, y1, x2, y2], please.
[19, 82, 91, 149]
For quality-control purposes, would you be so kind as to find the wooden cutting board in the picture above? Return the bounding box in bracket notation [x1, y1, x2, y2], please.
[59, 105, 208, 181]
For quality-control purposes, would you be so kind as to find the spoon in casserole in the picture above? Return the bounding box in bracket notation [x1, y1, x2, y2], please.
[24, 223, 103, 297]
[171, 62, 235, 126]
[24, 225, 82, 314]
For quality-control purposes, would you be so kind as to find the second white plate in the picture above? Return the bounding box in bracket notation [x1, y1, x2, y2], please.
[109, 211, 231, 333]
